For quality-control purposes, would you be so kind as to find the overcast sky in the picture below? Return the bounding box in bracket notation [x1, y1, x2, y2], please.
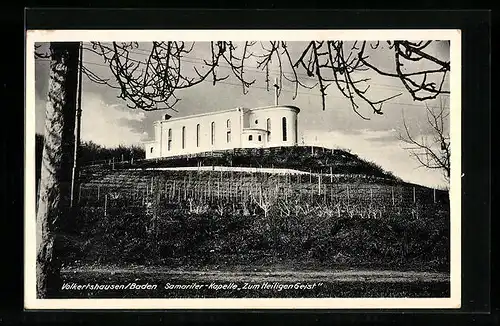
[34, 41, 451, 188]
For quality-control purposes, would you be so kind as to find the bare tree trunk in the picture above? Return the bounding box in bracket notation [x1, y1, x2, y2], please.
[36, 42, 79, 298]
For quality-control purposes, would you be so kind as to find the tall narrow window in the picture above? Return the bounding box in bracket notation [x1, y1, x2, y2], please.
[196, 124, 200, 147]
[258, 135, 262, 142]
[181, 126, 186, 149]
[226, 119, 231, 143]
[167, 128, 172, 151]
[211, 121, 215, 145]
[249, 135, 253, 141]
[266, 118, 271, 142]
[282, 117, 287, 141]
[295, 117, 298, 143]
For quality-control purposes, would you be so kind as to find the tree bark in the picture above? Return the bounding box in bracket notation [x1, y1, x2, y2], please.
[36, 42, 79, 298]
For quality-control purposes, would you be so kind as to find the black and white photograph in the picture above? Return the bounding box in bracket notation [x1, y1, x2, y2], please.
[25, 29, 461, 309]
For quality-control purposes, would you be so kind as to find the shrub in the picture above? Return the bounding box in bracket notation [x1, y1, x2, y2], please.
[67, 191, 449, 272]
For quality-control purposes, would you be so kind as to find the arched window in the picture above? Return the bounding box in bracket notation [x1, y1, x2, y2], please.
[282, 117, 287, 141]
[181, 126, 186, 149]
[226, 119, 231, 143]
[167, 128, 172, 151]
[258, 135, 262, 142]
[266, 118, 271, 142]
[150, 147, 153, 153]
[211, 122, 215, 145]
[196, 124, 200, 147]
[249, 135, 253, 141]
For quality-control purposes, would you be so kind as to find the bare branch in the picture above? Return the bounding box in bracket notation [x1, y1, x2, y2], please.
[65, 39, 450, 117]
[399, 98, 450, 181]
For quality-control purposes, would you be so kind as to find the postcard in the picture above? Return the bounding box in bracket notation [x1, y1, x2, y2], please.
[25, 29, 461, 309]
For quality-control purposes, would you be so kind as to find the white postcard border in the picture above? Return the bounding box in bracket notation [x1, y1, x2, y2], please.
[24, 29, 461, 310]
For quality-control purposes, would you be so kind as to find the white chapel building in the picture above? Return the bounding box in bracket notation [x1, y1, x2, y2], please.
[143, 105, 300, 159]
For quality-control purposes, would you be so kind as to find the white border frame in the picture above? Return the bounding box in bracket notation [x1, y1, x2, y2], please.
[24, 29, 461, 310]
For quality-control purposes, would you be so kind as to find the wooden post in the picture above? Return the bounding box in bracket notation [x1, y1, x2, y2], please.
[330, 166, 333, 183]
[284, 180, 288, 202]
[70, 43, 83, 209]
[318, 173, 322, 195]
[121, 153, 124, 162]
[104, 194, 108, 217]
[433, 188, 436, 204]
[370, 188, 373, 205]
[112, 157, 115, 170]
[97, 185, 100, 200]
[202, 181, 206, 202]
[413, 186, 416, 204]
[309, 170, 312, 183]
[184, 177, 187, 200]
[391, 186, 395, 206]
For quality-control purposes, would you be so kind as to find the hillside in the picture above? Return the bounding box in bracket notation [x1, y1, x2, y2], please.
[78, 145, 447, 205]
[36, 134, 450, 294]
[63, 145, 450, 275]
[86, 145, 401, 181]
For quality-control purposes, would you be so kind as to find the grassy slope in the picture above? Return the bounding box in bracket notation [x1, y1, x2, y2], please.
[110, 146, 401, 180]
[79, 146, 447, 204]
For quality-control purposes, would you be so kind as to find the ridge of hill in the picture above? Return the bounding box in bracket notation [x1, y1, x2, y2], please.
[78, 146, 449, 205]
[86, 145, 402, 182]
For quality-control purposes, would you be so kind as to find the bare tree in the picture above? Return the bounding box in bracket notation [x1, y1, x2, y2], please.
[33, 39, 450, 297]
[399, 97, 450, 182]
[36, 42, 79, 298]
[250, 184, 278, 219]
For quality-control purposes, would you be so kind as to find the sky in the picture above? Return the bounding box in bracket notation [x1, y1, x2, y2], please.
[34, 40, 451, 189]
